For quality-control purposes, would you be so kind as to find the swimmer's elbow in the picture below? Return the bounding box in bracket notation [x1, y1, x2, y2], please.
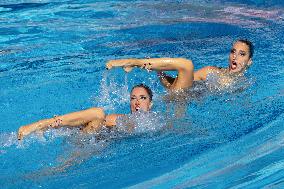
[89, 107, 105, 120]
[175, 58, 193, 71]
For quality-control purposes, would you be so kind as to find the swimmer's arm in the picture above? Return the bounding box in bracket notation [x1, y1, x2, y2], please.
[18, 119, 54, 140]
[18, 108, 105, 140]
[106, 58, 194, 90]
[194, 66, 218, 81]
[104, 114, 124, 127]
[107, 58, 193, 72]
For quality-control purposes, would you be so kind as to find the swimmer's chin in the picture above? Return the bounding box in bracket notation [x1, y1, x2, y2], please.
[131, 108, 147, 114]
[229, 67, 245, 75]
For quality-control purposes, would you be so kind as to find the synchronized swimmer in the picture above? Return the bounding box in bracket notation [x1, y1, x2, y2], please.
[17, 84, 153, 140]
[17, 39, 254, 140]
[106, 39, 254, 90]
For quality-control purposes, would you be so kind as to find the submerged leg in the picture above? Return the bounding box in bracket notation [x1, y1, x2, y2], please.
[18, 107, 105, 140]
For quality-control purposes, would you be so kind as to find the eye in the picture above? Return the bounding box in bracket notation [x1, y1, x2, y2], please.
[140, 96, 147, 100]
[130, 97, 137, 101]
[230, 49, 235, 54]
[240, 52, 246, 56]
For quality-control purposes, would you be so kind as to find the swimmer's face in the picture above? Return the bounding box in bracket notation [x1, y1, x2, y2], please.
[130, 87, 152, 113]
[229, 41, 252, 73]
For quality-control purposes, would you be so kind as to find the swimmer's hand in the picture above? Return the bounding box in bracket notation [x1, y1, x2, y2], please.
[141, 62, 152, 72]
[17, 118, 55, 140]
[106, 59, 135, 73]
[18, 125, 33, 140]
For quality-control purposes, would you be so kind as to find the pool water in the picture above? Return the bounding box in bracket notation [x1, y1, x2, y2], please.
[0, 0, 283, 188]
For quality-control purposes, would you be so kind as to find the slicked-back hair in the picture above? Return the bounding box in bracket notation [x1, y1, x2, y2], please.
[131, 84, 153, 101]
[236, 39, 254, 58]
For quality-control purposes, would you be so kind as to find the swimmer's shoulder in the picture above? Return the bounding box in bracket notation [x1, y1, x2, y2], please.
[105, 114, 125, 127]
[194, 66, 221, 81]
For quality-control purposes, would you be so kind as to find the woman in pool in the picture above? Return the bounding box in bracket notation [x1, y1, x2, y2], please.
[106, 39, 254, 90]
[17, 84, 153, 140]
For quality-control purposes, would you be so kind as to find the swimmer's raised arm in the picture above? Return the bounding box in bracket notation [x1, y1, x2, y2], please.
[106, 58, 192, 72]
[18, 108, 105, 140]
[106, 58, 194, 90]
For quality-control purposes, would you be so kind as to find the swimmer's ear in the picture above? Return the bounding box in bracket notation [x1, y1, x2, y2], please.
[149, 102, 153, 109]
[248, 59, 253, 66]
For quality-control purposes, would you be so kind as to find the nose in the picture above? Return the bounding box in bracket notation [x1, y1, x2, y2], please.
[233, 52, 237, 60]
[134, 98, 140, 105]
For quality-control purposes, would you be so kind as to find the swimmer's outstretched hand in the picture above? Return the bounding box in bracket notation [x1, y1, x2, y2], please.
[17, 119, 54, 140]
[106, 59, 136, 73]
[18, 125, 33, 140]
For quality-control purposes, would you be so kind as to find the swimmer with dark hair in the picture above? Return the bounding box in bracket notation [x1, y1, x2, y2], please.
[17, 84, 153, 140]
[106, 39, 254, 90]
[18, 39, 254, 139]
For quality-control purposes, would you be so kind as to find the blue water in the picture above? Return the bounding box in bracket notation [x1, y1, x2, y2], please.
[0, 0, 283, 188]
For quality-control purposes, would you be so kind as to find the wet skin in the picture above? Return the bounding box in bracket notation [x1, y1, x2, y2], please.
[228, 41, 252, 74]
[130, 87, 152, 113]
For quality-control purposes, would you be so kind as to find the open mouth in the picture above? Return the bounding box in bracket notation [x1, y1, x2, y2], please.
[231, 61, 237, 70]
[135, 106, 140, 111]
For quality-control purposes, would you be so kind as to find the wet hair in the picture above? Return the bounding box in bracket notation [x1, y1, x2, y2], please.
[131, 84, 153, 101]
[236, 39, 254, 58]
